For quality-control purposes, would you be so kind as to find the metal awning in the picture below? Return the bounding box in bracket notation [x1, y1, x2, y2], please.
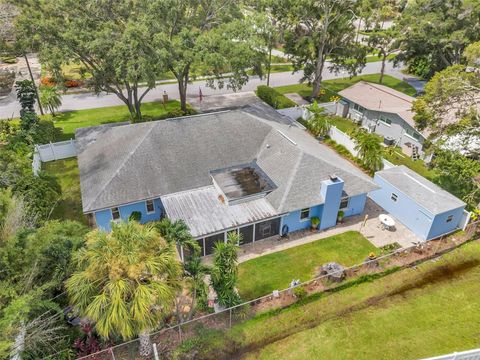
[162, 186, 278, 238]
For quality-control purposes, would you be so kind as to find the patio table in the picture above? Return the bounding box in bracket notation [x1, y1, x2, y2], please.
[379, 214, 395, 230]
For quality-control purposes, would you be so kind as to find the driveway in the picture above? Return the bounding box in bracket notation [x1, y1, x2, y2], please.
[0, 60, 411, 119]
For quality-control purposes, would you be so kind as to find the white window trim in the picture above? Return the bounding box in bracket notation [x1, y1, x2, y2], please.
[111, 207, 121, 222]
[339, 197, 349, 210]
[300, 208, 310, 222]
[378, 116, 392, 127]
[404, 130, 421, 141]
[145, 199, 155, 214]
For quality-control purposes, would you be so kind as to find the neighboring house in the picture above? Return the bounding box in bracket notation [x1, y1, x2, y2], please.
[369, 165, 466, 241]
[336, 81, 427, 158]
[76, 108, 378, 258]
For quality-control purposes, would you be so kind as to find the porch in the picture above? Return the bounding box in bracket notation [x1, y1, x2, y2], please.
[204, 198, 420, 264]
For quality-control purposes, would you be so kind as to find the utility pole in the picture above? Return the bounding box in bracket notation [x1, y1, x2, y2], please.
[23, 53, 44, 115]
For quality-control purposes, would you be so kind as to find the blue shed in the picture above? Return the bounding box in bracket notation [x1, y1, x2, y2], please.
[369, 165, 466, 241]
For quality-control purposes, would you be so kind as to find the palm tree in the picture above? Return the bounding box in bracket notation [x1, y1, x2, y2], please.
[307, 101, 331, 137]
[39, 86, 62, 116]
[66, 221, 181, 357]
[183, 256, 210, 321]
[155, 218, 199, 260]
[354, 131, 385, 172]
[211, 232, 242, 308]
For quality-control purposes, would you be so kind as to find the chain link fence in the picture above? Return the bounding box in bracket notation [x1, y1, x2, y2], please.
[73, 221, 479, 360]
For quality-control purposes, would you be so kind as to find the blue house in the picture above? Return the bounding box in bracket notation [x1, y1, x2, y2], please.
[75, 108, 378, 258]
[369, 165, 466, 241]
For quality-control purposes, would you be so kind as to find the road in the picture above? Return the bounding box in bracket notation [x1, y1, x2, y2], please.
[0, 61, 422, 118]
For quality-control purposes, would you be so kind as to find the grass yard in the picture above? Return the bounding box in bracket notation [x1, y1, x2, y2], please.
[244, 241, 480, 360]
[179, 240, 480, 360]
[49, 100, 183, 140]
[42, 158, 87, 224]
[275, 74, 417, 102]
[384, 147, 437, 180]
[238, 231, 377, 300]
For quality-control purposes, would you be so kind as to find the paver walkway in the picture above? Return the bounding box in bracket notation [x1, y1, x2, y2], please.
[234, 198, 420, 264]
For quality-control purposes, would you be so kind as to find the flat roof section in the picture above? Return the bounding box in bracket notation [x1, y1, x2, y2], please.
[210, 162, 277, 202]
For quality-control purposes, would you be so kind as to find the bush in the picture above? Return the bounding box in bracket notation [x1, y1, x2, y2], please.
[293, 286, 307, 300]
[40, 76, 55, 87]
[129, 211, 142, 222]
[64, 79, 81, 88]
[32, 120, 63, 143]
[256, 85, 296, 109]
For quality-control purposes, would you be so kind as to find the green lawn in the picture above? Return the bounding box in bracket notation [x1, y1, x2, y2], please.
[238, 231, 377, 300]
[384, 147, 437, 180]
[179, 240, 480, 359]
[47, 100, 183, 140]
[42, 158, 86, 224]
[365, 53, 397, 63]
[244, 241, 480, 360]
[275, 74, 417, 102]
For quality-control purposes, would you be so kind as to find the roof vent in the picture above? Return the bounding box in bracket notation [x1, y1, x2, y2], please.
[330, 174, 338, 181]
[266, 144, 270, 149]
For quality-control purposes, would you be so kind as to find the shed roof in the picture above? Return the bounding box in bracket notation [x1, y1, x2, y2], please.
[76, 108, 378, 214]
[338, 81, 422, 134]
[376, 165, 466, 214]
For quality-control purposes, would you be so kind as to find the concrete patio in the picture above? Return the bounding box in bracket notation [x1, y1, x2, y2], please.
[223, 198, 421, 264]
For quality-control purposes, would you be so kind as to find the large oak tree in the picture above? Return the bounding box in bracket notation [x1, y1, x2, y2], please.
[272, 0, 367, 99]
[13, 0, 165, 121]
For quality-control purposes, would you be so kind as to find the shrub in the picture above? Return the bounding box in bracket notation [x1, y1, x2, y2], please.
[310, 216, 320, 229]
[293, 286, 307, 300]
[40, 76, 55, 87]
[256, 85, 296, 109]
[32, 120, 63, 144]
[64, 79, 81, 88]
[129, 211, 142, 222]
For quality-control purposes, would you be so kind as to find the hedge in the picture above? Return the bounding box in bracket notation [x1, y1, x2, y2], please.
[256, 85, 296, 109]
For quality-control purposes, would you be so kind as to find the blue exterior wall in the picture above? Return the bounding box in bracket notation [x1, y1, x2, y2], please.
[342, 193, 368, 218]
[369, 174, 465, 240]
[281, 204, 324, 232]
[320, 177, 344, 230]
[94, 198, 162, 231]
[426, 207, 465, 240]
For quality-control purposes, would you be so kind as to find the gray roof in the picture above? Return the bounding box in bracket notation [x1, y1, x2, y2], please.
[162, 186, 278, 237]
[76, 108, 378, 215]
[376, 165, 466, 214]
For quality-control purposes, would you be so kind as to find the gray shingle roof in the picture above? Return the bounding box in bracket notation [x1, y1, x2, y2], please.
[376, 165, 466, 214]
[76, 108, 378, 213]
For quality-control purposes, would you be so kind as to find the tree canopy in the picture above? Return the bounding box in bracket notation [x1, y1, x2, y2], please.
[394, 0, 480, 78]
[272, 0, 367, 99]
[14, 0, 165, 121]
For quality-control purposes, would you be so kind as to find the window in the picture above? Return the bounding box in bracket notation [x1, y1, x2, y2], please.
[405, 128, 421, 140]
[353, 103, 365, 113]
[111, 207, 120, 220]
[379, 115, 392, 126]
[340, 197, 349, 209]
[300, 208, 310, 220]
[390, 193, 398, 202]
[446, 215, 453, 223]
[255, 218, 281, 241]
[146, 199, 155, 214]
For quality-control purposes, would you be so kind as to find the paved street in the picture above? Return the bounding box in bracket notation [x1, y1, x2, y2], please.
[0, 60, 421, 118]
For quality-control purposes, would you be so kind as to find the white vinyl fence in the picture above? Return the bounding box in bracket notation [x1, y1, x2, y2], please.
[421, 348, 480, 360]
[328, 126, 358, 156]
[459, 210, 472, 231]
[32, 139, 77, 175]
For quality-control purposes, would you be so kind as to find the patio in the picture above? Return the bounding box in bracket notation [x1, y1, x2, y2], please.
[203, 198, 421, 264]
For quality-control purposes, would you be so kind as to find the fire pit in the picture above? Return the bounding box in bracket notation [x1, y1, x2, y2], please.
[319, 262, 346, 282]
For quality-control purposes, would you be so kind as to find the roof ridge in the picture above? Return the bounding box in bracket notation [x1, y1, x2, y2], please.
[363, 81, 413, 104]
[277, 151, 304, 213]
[84, 123, 158, 211]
